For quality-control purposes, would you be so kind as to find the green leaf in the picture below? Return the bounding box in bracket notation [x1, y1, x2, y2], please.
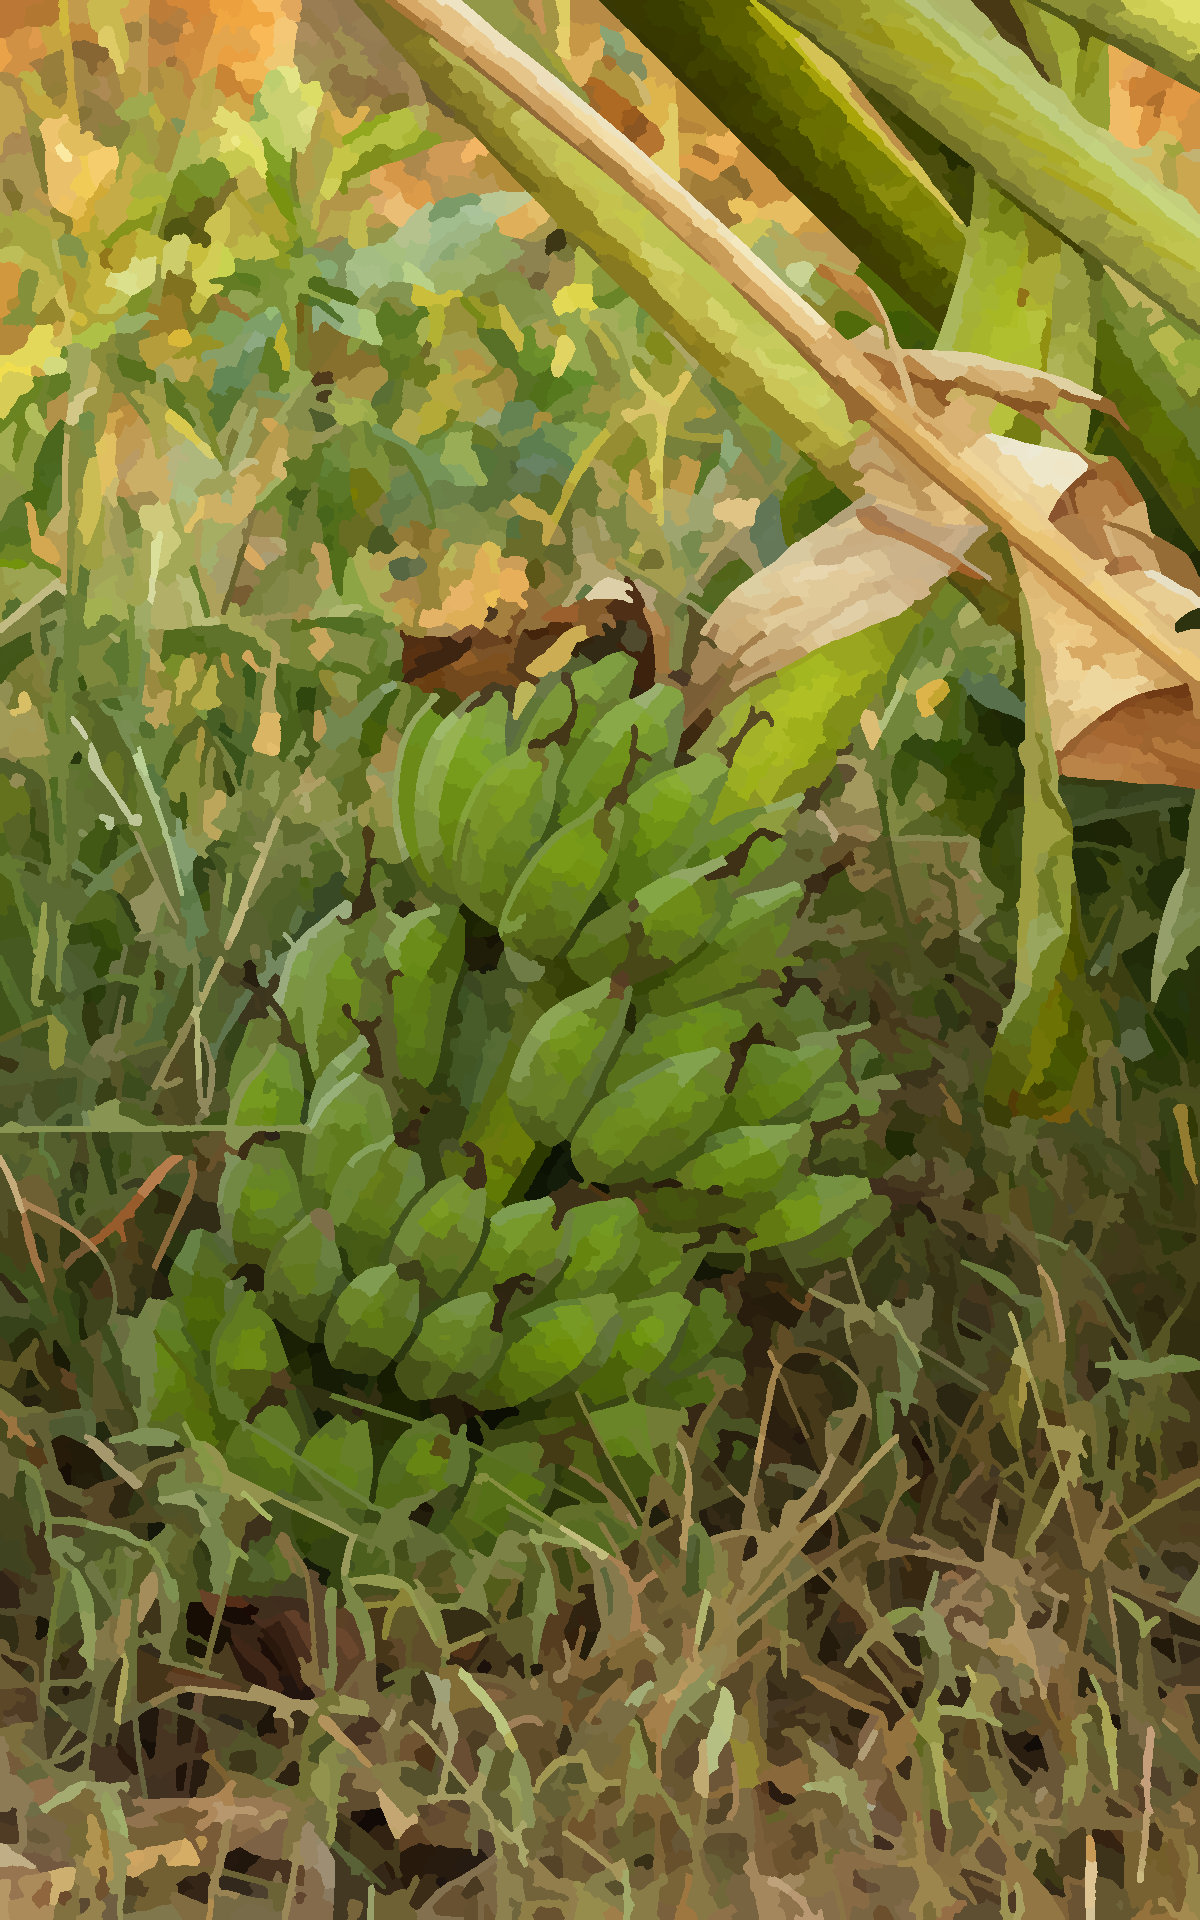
[601, 0, 963, 323]
[1031, 0, 1200, 91]
[352, 0, 858, 480]
[1097, 1355, 1200, 1380]
[323, 107, 440, 199]
[1152, 793, 1200, 1001]
[986, 599, 1093, 1119]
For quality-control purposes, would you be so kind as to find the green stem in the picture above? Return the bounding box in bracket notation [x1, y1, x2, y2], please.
[766, 0, 1200, 333]
[597, 0, 964, 324]
[1029, 0, 1200, 90]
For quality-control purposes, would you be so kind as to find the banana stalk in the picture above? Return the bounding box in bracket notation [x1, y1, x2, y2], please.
[1030, 0, 1200, 89]
[597, 0, 964, 324]
[764, 0, 1200, 334]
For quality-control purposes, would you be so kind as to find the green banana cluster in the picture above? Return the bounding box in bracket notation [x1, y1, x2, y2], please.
[149, 650, 888, 1571]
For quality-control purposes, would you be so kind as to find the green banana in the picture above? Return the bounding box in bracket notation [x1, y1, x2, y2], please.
[729, 1033, 844, 1126]
[508, 976, 632, 1144]
[450, 744, 560, 923]
[458, 1196, 561, 1300]
[218, 1145, 305, 1268]
[226, 1405, 305, 1501]
[498, 801, 624, 961]
[393, 1292, 502, 1402]
[570, 1048, 733, 1185]
[558, 682, 684, 823]
[565, 860, 729, 985]
[405, 694, 511, 894]
[609, 755, 728, 896]
[168, 1230, 235, 1347]
[130, 1303, 222, 1446]
[508, 651, 636, 755]
[393, 696, 444, 879]
[376, 1417, 470, 1509]
[301, 1066, 394, 1210]
[391, 1174, 488, 1301]
[277, 905, 374, 1077]
[384, 903, 465, 1085]
[292, 1417, 376, 1568]
[210, 1294, 289, 1424]
[604, 998, 767, 1094]
[328, 1141, 425, 1272]
[483, 1293, 619, 1407]
[212, 643, 886, 1508]
[553, 1197, 642, 1298]
[324, 1264, 421, 1376]
[580, 1293, 693, 1406]
[654, 1291, 747, 1405]
[261, 1210, 346, 1340]
[644, 882, 806, 1013]
[508, 673, 576, 750]
[673, 1124, 812, 1219]
[227, 1032, 306, 1139]
[749, 1174, 888, 1265]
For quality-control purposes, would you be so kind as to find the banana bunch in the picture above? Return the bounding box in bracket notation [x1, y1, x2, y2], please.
[157, 647, 889, 1572]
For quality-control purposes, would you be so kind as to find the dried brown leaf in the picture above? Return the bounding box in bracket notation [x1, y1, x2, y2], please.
[696, 374, 1200, 785]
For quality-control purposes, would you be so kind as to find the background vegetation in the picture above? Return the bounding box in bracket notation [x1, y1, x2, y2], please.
[3, 0, 1200, 1914]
